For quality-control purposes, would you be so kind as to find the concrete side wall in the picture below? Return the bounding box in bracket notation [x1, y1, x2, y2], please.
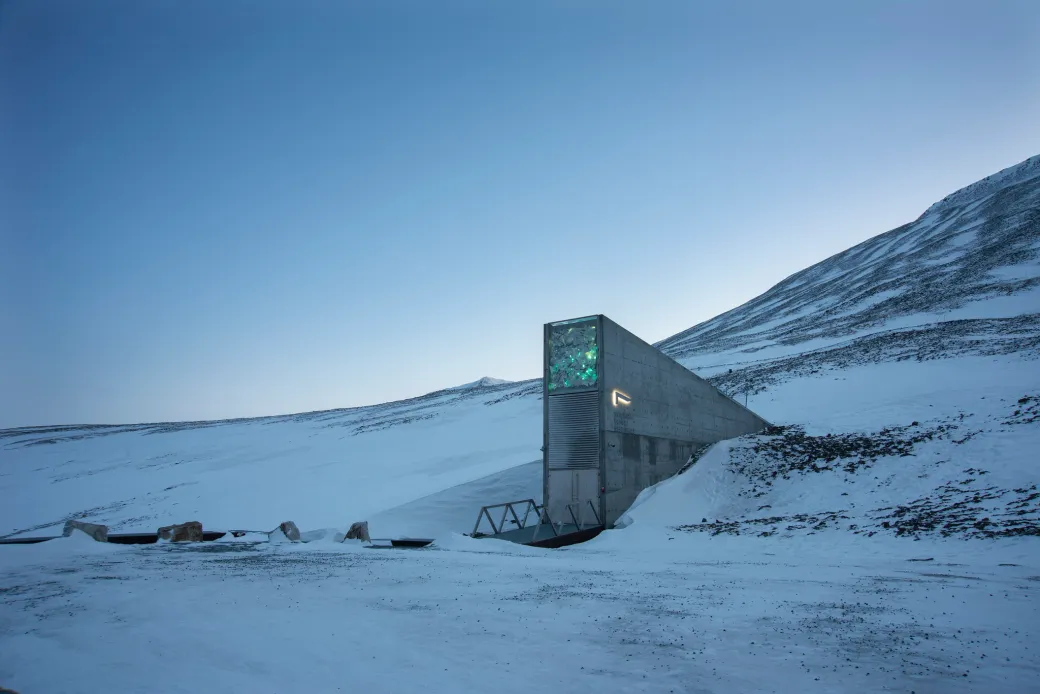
[599, 316, 768, 526]
[603, 430, 694, 525]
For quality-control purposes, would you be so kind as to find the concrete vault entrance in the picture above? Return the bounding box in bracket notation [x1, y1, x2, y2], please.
[473, 314, 769, 547]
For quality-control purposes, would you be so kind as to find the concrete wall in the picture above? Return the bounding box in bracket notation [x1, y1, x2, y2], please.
[598, 316, 768, 526]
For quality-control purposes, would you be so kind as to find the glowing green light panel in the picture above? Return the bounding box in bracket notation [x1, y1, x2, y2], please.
[547, 321, 598, 391]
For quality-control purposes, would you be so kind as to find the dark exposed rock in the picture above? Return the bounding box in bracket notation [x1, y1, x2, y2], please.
[675, 511, 851, 537]
[158, 521, 203, 542]
[730, 421, 967, 484]
[872, 483, 1040, 538]
[1005, 394, 1040, 425]
[345, 521, 371, 543]
[275, 521, 301, 542]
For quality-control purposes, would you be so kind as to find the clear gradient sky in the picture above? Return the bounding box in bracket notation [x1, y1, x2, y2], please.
[1, 0, 1038, 428]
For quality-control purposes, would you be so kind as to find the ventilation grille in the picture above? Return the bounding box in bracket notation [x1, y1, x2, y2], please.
[547, 390, 600, 470]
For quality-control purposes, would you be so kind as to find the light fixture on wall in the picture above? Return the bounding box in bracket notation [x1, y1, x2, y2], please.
[612, 389, 632, 407]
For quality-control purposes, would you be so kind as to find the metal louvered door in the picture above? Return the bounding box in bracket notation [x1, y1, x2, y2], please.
[546, 390, 601, 526]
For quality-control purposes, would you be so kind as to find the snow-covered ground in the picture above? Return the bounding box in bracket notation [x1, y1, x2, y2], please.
[1, 432, 1036, 694]
[2, 156, 1038, 692]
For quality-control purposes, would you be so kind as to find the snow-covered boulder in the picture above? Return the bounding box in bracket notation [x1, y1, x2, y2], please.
[158, 521, 203, 542]
[344, 521, 370, 542]
[62, 520, 108, 542]
[273, 521, 301, 542]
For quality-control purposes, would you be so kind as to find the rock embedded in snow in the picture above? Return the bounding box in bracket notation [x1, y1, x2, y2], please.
[345, 521, 370, 542]
[158, 521, 203, 542]
[275, 521, 301, 542]
[62, 520, 108, 542]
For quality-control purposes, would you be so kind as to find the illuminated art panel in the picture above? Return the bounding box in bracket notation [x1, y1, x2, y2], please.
[547, 319, 598, 392]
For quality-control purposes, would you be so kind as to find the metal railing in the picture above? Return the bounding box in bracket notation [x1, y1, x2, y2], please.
[471, 499, 545, 537]
[530, 498, 601, 544]
[472, 498, 604, 543]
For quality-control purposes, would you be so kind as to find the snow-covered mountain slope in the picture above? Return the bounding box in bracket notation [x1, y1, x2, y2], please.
[629, 153, 1040, 543]
[660, 154, 1040, 396]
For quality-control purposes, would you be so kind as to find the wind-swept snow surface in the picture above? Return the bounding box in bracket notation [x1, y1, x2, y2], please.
[2, 155, 1039, 692]
[0, 519, 1036, 693]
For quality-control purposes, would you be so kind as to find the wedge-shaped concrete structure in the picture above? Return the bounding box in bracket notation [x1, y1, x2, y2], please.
[543, 315, 769, 528]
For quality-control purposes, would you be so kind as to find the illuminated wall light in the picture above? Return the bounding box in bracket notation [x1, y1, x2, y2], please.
[612, 389, 632, 407]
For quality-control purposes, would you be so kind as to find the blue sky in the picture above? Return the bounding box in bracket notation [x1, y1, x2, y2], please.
[1, 0, 1037, 427]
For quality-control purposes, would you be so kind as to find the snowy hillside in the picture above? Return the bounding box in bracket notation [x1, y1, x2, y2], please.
[2, 156, 1038, 694]
[4, 156, 1036, 542]
[633, 153, 1040, 543]
[617, 357, 1039, 541]
[0, 377, 542, 538]
[660, 153, 1040, 397]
